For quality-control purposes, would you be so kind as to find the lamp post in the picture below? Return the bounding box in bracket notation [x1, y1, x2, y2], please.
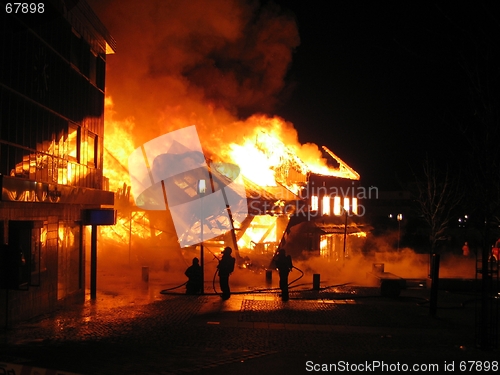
[397, 213, 403, 251]
[198, 179, 206, 294]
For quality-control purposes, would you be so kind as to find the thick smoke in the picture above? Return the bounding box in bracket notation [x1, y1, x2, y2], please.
[88, 0, 299, 148]
[86, 0, 303, 297]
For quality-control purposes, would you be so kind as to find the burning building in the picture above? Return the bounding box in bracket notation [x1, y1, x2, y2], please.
[103, 122, 370, 276]
[0, 0, 116, 326]
[54, 0, 372, 289]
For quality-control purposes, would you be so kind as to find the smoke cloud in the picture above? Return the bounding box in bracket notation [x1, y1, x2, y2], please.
[88, 0, 299, 148]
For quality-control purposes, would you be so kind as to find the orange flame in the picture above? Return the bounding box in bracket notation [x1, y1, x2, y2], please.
[217, 114, 360, 191]
[103, 97, 136, 193]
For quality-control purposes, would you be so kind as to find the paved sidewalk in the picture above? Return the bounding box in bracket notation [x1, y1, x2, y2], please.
[0, 277, 499, 374]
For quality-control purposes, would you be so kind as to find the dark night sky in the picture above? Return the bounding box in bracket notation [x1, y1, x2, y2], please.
[268, 1, 497, 189]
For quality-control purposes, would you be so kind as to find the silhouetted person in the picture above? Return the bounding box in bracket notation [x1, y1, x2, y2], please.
[274, 248, 293, 301]
[462, 242, 470, 257]
[185, 257, 202, 295]
[217, 247, 235, 300]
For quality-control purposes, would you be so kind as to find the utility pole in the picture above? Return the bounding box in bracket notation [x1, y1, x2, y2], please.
[198, 180, 206, 294]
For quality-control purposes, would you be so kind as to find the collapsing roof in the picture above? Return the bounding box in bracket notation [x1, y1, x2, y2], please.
[123, 128, 366, 255]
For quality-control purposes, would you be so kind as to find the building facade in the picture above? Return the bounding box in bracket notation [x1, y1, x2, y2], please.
[0, 0, 115, 327]
[277, 173, 371, 261]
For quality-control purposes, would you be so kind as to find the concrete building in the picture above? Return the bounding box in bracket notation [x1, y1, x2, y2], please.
[0, 0, 116, 327]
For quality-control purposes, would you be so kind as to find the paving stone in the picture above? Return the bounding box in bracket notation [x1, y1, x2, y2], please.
[0, 284, 498, 374]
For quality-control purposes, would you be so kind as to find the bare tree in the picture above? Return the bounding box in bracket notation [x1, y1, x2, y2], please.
[412, 159, 464, 254]
[437, 3, 500, 350]
[436, 3, 500, 234]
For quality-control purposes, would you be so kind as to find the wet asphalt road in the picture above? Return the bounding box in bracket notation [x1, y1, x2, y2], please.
[1, 273, 499, 374]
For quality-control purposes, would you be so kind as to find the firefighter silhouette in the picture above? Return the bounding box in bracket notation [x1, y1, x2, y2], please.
[217, 247, 235, 300]
[184, 257, 202, 295]
[274, 249, 293, 301]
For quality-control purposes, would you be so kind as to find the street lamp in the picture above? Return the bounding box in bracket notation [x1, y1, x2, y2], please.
[198, 179, 206, 294]
[397, 213, 403, 251]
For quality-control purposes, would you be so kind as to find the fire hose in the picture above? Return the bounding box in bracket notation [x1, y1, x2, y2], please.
[288, 265, 304, 287]
[209, 265, 305, 296]
[160, 265, 306, 296]
[159, 281, 187, 293]
[161, 265, 363, 296]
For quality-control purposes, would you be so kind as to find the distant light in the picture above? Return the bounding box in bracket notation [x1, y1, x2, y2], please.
[352, 198, 358, 215]
[311, 195, 318, 211]
[322, 196, 330, 215]
[397, 213, 403, 221]
[333, 196, 341, 216]
[198, 180, 206, 194]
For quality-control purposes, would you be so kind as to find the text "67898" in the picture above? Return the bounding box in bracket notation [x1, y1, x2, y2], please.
[5, 3, 45, 13]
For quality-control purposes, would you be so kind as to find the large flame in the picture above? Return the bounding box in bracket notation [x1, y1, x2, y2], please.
[101, 97, 362, 253]
[103, 97, 136, 193]
[220, 114, 360, 191]
[92, 0, 363, 260]
[101, 98, 155, 248]
[103, 100, 359, 198]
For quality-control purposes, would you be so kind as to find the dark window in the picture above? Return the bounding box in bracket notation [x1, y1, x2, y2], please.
[89, 53, 97, 86]
[5, 221, 36, 290]
[70, 30, 81, 71]
[80, 40, 91, 78]
[96, 55, 105, 90]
